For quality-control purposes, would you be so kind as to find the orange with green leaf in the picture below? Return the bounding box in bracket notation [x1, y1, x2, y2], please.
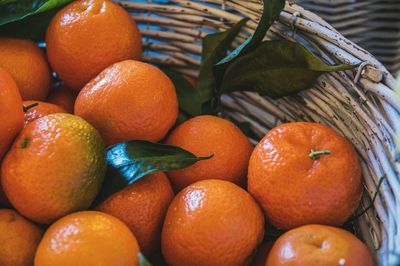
[0, 0, 377, 265]
[166, 115, 253, 191]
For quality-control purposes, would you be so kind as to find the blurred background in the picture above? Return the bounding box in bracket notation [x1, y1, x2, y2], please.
[296, 0, 400, 74]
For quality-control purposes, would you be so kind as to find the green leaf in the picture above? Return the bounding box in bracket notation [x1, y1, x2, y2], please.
[220, 40, 356, 99]
[0, 0, 16, 7]
[216, 0, 285, 67]
[196, 18, 249, 103]
[95, 141, 214, 203]
[138, 253, 152, 266]
[0, 0, 72, 26]
[0, 0, 72, 41]
[196, 0, 284, 114]
[103, 141, 213, 196]
[162, 70, 202, 117]
[0, 9, 55, 41]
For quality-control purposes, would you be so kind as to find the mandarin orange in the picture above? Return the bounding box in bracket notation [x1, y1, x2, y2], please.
[46, 85, 77, 113]
[98, 172, 174, 256]
[0, 209, 42, 266]
[0, 68, 24, 160]
[46, 0, 142, 90]
[1, 114, 106, 224]
[0, 38, 51, 100]
[166, 115, 253, 191]
[248, 122, 362, 230]
[75, 60, 178, 146]
[34, 211, 140, 266]
[265, 224, 375, 266]
[23, 100, 66, 125]
[162, 179, 265, 266]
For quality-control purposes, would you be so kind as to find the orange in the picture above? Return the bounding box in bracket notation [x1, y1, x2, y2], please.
[23, 100, 66, 125]
[34, 211, 140, 266]
[248, 122, 362, 230]
[0, 38, 51, 100]
[1, 113, 106, 224]
[97, 172, 174, 256]
[0, 209, 42, 266]
[46, 85, 77, 113]
[251, 241, 274, 266]
[166, 115, 253, 191]
[161, 179, 265, 266]
[265, 224, 375, 266]
[46, 0, 142, 91]
[0, 68, 24, 160]
[75, 60, 178, 146]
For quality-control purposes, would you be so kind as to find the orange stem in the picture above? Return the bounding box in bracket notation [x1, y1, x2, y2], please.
[309, 149, 331, 160]
[23, 102, 39, 113]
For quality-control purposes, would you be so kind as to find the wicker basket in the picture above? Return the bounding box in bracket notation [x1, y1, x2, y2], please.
[119, 0, 400, 265]
[296, 0, 400, 74]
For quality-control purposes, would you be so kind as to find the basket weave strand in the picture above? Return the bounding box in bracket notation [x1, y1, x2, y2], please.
[119, 0, 400, 265]
[296, 0, 400, 74]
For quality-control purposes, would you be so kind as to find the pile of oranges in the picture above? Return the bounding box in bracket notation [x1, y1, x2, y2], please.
[0, 0, 376, 265]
